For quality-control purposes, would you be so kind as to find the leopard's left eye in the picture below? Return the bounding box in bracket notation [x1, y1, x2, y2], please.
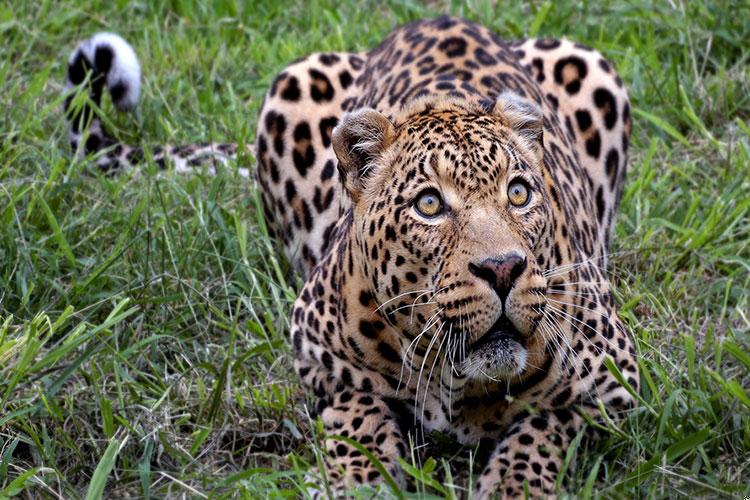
[508, 180, 531, 207]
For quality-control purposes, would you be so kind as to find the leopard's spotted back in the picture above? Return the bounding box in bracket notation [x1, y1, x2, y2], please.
[255, 52, 367, 274]
[514, 37, 631, 256]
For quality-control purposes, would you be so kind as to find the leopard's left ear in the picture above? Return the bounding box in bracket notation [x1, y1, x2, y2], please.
[493, 91, 544, 155]
[332, 108, 396, 202]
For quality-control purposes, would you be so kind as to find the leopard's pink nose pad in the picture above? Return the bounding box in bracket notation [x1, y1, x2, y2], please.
[469, 253, 527, 302]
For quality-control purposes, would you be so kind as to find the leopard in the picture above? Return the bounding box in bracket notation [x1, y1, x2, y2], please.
[62, 15, 638, 498]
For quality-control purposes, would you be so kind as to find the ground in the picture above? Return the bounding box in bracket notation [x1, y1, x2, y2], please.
[0, 0, 749, 498]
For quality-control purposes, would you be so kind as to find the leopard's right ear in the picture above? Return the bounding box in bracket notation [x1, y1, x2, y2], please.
[493, 91, 544, 158]
[332, 108, 395, 202]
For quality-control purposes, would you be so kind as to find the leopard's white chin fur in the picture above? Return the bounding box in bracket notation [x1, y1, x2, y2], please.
[461, 336, 528, 381]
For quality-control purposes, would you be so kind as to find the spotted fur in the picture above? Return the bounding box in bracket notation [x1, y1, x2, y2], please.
[256, 16, 637, 497]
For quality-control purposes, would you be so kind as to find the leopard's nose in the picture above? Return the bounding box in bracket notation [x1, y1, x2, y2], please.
[468, 253, 527, 302]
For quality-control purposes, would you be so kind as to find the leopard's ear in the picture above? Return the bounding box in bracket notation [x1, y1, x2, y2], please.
[332, 108, 396, 202]
[493, 91, 544, 155]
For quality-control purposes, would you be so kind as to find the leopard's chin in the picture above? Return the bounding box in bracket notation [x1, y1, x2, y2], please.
[461, 316, 528, 381]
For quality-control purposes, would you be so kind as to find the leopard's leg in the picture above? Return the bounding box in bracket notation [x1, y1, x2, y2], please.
[515, 39, 632, 259]
[64, 33, 243, 175]
[310, 389, 407, 494]
[255, 52, 366, 277]
[474, 409, 582, 499]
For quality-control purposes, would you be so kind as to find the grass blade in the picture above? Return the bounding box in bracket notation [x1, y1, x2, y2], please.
[625, 429, 710, 485]
[84, 431, 129, 500]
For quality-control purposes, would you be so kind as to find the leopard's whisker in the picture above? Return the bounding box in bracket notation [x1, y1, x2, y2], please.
[539, 314, 598, 403]
[412, 285, 451, 324]
[397, 331, 424, 394]
[415, 320, 445, 427]
[421, 324, 448, 424]
[439, 331, 450, 414]
[390, 300, 437, 314]
[400, 307, 444, 392]
[545, 280, 611, 287]
[375, 288, 433, 313]
[534, 291, 585, 381]
[544, 302, 632, 356]
[546, 289, 608, 297]
[545, 297, 603, 314]
[543, 251, 617, 276]
[540, 310, 583, 379]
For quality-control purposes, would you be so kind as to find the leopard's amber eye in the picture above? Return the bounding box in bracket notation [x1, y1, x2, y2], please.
[414, 189, 444, 218]
[508, 181, 531, 207]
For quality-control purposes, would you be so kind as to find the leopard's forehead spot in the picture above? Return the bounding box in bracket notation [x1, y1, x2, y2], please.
[388, 110, 535, 199]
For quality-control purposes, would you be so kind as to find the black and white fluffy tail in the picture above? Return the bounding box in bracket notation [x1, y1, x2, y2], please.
[64, 33, 248, 176]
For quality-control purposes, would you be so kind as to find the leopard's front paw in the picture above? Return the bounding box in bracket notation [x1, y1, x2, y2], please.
[304, 461, 399, 498]
[474, 471, 556, 500]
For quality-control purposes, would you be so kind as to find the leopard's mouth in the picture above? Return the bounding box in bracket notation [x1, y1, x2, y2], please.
[462, 315, 527, 380]
[470, 315, 524, 352]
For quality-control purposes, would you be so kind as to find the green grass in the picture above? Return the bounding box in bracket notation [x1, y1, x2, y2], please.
[1, 0, 749, 497]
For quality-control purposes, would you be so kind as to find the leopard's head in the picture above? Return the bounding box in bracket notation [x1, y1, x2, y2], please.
[333, 93, 554, 382]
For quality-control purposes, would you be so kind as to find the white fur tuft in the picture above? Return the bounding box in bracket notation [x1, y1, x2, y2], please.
[66, 32, 141, 110]
[461, 337, 528, 381]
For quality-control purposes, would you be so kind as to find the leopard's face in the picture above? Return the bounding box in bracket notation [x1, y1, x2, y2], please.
[339, 96, 553, 382]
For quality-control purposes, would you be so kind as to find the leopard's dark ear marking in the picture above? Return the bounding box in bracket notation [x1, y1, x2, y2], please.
[493, 91, 544, 157]
[331, 108, 395, 202]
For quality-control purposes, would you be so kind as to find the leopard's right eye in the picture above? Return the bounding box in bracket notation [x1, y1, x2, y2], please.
[507, 180, 531, 207]
[414, 189, 445, 218]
